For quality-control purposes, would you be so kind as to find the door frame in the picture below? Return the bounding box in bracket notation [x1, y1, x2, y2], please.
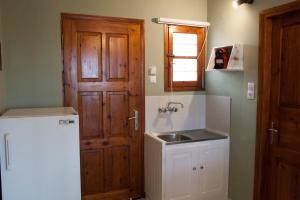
[254, 1, 300, 200]
[60, 13, 146, 197]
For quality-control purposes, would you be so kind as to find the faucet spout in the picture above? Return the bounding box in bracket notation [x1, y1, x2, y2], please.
[167, 102, 184, 108]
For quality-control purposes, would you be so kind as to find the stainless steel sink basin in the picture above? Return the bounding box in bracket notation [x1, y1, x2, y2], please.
[157, 134, 192, 143]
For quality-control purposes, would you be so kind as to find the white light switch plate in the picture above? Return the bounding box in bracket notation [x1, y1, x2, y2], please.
[149, 75, 157, 83]
[148, 66, 157, 75]
[247, 82, 255, 100]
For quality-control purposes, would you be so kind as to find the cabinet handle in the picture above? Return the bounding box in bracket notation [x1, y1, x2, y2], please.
[200, 166, 204, 170]
[5, 134, 12, 171]
[193, 167, 197, 171]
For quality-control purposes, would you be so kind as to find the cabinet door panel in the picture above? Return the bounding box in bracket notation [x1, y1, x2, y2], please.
[198, 141, 228, 200]
[166, 146, 198, 200]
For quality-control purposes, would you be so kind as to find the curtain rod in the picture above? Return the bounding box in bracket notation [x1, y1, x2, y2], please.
[152, 17, 210, 27]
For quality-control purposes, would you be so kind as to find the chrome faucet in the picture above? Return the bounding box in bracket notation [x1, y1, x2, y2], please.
[158, 101, 184, 113]
[167, 102, 184, 108]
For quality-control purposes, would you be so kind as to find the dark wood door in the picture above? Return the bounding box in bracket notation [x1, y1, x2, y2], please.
[269, 10, 300, 200]
[61, 14, 144, 200]
[255, 2, 300, 200]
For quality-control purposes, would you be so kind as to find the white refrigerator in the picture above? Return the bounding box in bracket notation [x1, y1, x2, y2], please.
[0, 107, 81, 200]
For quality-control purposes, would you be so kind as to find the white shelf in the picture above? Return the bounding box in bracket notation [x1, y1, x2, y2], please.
[206, 44, 244, 72]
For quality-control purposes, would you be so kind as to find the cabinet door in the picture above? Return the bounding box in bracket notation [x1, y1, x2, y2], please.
[165, 145, 198, 200]
[197, 140, 229, 200]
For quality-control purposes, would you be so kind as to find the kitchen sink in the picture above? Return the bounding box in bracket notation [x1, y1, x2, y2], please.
[157, 134, 192, 143]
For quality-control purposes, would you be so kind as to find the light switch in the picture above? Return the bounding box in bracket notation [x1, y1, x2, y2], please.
[149, 76, 157, 83]
[247, 82, 255, 100]
[148, 66, 157, 75]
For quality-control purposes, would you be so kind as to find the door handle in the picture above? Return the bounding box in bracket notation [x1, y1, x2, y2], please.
[267, 128, 278, 133]
[4, 133, 12, 171]
[268, 122, 278, 144]
[128, 110, 138, 131]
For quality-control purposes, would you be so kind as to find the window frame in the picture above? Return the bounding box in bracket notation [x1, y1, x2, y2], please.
[164, 25, 206, 91]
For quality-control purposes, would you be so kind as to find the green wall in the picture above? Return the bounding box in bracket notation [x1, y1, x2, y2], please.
[2, 0, 207, 108]
[0, 0, 5, 112]
[2, 0, 62, 107]
[206, 0, 295, 199]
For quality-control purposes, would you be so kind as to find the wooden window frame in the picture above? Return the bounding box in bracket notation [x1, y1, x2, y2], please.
[164, 25, 206, 92]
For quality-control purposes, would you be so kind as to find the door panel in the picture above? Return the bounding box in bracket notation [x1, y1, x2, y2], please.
[280, 24, 300, 106]
[106, 91, 129, 137]
[275, 160, 300, 200]
[78, 92, 103, 140]
[278, 107, 300, 152]
[104, 146, 130, 191]
[62, 14, 144, 200]
[81, 150, 105, 195]
[77, 33, 102, 81]
[106, 34, 129, 81]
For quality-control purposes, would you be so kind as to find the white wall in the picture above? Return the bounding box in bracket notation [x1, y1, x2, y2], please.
[146, 95, 206, 133]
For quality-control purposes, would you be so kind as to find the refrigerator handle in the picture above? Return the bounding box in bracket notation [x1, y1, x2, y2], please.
[4, 134, 12, 171]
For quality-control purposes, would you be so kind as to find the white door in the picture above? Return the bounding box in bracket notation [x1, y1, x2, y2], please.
[197, 140, 228, 200]
[165, 145, 198, 200]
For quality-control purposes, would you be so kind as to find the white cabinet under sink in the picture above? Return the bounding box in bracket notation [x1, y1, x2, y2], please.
[165, 145, 198, 200]
[145, 134, 229, 200]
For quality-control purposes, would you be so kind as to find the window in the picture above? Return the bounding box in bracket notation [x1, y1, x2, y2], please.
[164, 25, 206, 91]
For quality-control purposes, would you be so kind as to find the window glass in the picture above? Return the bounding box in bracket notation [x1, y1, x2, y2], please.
[173, 33, 197, 57]
[172, 58, 197, 81]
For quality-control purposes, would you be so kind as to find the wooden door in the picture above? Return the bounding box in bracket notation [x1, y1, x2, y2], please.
[255, 2, 300, 200]
[165, 145, 198, 200]
[61, 14, 144, 200]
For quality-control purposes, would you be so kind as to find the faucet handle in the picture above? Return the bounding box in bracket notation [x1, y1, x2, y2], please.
[158, 107, 167, 113]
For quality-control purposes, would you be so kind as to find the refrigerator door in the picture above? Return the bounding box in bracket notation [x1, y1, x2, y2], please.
[0, 114, 81, 200]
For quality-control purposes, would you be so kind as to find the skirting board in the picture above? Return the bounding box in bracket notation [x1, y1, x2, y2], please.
[145, 196, 231, 200]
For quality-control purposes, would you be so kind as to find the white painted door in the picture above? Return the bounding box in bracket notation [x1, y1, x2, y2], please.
[165, 145, 198, 200]
[197, 140, 229, 200]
